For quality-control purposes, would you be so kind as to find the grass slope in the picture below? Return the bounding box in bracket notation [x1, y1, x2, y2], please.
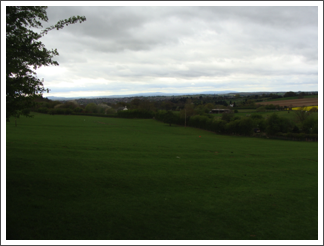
[6, 113, 318, 240]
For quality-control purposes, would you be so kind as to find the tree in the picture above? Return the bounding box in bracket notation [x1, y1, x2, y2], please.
[283, 91, 297, 97]
[265, 113, 292, 135]
[221, 111, 234, 123]
[256, 106, 266, 112]
[163, 111, 177, 126]
[301, 115, 318, 134]
[6, 6, 86, 121]
[294, 106, 310, 123]
[85, 103, 98, 113]
[298, 92, 306, 99]
[179, 102, 195, 126]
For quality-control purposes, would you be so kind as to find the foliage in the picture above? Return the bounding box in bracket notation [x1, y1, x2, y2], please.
[284, 91, 297, 97]
[188, 115, 211, 129]
[301, 116, 318, 134]
[225, 117, 255, 135]
[266, 113, 293, 135]
[210, 120, 226, 133]
[129, 98, 156, 111]
[74, 107, 84, 113]
[256, 118, 267, 132]
[179, 102, 196, 119]
[294, 106, 312, 123]
[292, 125, 300, 133]
[162, 111, 179, 126]
[6, 6, 86, 120]
[37, 107, 49, 114]
[265, 104, 280, 110]
[105, 108, 116, 115]
[221, 111, 234, 122]
[117, 109, 154, 119]
[85, 103, 99, 113]
[256, 106, 266, 112]
[309, 107, 318, 112]
[250, 114, 263, 119]
[160, 101, 175, 111]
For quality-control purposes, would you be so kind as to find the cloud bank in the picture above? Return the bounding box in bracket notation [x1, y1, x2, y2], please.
[31, 5, 319, 97]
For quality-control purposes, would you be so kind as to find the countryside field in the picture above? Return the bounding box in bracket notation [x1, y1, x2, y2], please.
[256, 97, 318, 107]
[6, 113, 318, 240]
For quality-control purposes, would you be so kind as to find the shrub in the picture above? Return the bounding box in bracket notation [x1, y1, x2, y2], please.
[257, 119, 266, 132]
[284, 91, 297, 97]
[221, 111, 234, 123]
[188, 115, 210, 129]
[22, 108, 31, 115]
[294, 107, 311, 123]
[54, 103, 65, 109]
[225, 120, 240, 134]
[238, 117, 255, 135]
[292, 125, 300, 133]
[309, 107, 318, 112]
[301, 116, 318, 134]
[64, 108, 73, 115]
[212, 120, 227, 133]
[38, 107, 48, 114]
[54, 108, 65, 114]
[225, 118, 255, 135]
[256, 106, 266, 112]
[265, 104, 277, 110]
[74, 107, 84, 113]
[250, 114, 263, 119]
[162, 111, 178, 126]
[117, 109, 154, 119]
[85, 103, 99, 113]
[266, 113, 292, 135]
[63, 101, 78, 109]
[105, 108, 116, 115]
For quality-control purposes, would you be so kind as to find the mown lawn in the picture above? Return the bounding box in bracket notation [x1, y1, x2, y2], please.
[6, 113, 318, 240]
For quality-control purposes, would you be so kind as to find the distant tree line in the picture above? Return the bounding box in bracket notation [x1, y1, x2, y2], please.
[154, 110, 318, 140]
[26, 94, 318, 140]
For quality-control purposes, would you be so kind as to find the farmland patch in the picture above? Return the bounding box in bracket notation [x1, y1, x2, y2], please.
[257, 98, 318, 107]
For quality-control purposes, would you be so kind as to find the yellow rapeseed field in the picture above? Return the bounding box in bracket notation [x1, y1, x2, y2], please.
[290, 106, 318, 111]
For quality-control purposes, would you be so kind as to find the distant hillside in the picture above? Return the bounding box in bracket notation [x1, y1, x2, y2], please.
[46, 90, 239, 100]
[45, 90, 318, 101]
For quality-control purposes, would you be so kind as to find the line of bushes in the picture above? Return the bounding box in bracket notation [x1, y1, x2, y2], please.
[32, 107, 318, 141]
[33, 106, 114, 116]
[117, 109, 154, 119]
[153, 110, 318, 141]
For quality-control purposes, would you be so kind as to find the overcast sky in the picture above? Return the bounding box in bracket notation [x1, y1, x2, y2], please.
[6, 2, 323, 97]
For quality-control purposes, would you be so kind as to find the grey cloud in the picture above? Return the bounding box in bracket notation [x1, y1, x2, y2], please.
[43, 6, 318, 58]
[35, 5, 318, 96]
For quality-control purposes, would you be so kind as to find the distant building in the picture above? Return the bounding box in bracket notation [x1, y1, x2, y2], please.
[116, 106, 128, 111]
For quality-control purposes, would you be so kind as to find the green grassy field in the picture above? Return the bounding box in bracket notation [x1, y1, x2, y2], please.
[6, 113, 318, 240]
[263, 95, 318, 102]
